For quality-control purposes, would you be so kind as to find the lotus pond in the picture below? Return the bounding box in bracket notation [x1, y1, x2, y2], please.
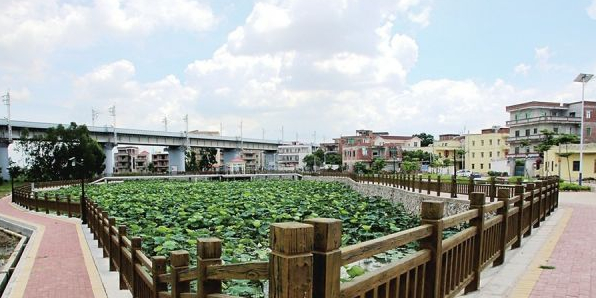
[43, 180, 420, 296]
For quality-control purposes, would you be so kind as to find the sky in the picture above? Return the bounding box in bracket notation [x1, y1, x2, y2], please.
[2, 0, 596, 143]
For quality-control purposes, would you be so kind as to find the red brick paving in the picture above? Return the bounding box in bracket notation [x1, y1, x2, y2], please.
[0, 196, 96, 298]
[530, 202, 596, 298]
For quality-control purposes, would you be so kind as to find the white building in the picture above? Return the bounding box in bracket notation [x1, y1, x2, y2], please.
[277, 142, 318, 171]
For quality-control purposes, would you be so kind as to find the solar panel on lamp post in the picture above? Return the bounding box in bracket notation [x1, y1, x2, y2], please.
[573, 73, 593, 186]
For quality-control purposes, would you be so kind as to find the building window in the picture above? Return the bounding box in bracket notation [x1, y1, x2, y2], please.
[497, 151, 500, 157]
[489, 139, 493, 146]
[480, 163, 484, 169]
[472, 152, 475, 158]
[526, 147, 530, 153]
[587, 127, 592, 136]
[497, 139, 500, 145]
[525, 129, 530, 136]
[472, 141, 475, 146]
[588, 110, 592, 119]
[488, 163, 491, 169]
[414, 142, 418, 147]
[481, 140, 485, 146]
[489, 151, 492, 158]
[481, 152, 484, 158]
[515, 130, 520, 137]
[515, 147, 520, 154]
[533, 128, 538, 134]
[553, 127, 559, 133]
[472, 164, 475, 169]
[573, 161, 580, 171]
[525, 113, 529, 119]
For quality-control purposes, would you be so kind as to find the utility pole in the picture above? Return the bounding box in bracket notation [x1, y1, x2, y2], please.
[91, 108, 100, 127]
[281, 125, 284, 143]
[108, 105, 116, 144]
[240, 120, 243, 151]
[162, 116, 168, 132]
[2, 91, 11, 142]
[220, 122, 223, 136]
[183, 114, 189, 146]
[262, 128, 265, 140]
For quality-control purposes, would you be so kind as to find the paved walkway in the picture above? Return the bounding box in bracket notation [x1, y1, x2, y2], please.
[466, 191, 596, 298]
[0, 196, 106, 298]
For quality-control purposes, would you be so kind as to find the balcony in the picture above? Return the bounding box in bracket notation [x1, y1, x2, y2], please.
[506, 116, 581, 127]
[507, 134, 545, 143]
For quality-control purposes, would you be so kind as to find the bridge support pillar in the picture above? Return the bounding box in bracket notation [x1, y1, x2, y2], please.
[103, 143, 114, 176]
[167, 146, 186, 173]
[264, 151, 277, 171]
[0, 141, 9, 181]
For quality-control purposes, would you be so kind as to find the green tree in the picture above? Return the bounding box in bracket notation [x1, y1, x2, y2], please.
[353, 161, 367, 174]
[413, 133, 434, 147]
[17, 123, 105, 181]
[198, 148, 218, 171]
[401, 161, 420, 173]
[324, 152, 342, 165]
[147, 162, 156, 173]
[185, 150, 199, 172]
[402, 149, 435, 162]
[371, 158, 386, 173]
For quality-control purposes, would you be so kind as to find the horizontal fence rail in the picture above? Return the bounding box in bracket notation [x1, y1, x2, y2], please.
[9, 176, 560, 298]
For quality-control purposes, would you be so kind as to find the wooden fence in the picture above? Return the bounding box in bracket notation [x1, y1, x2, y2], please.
[313, 172, 522, 201]
[10, 177, 559, 298]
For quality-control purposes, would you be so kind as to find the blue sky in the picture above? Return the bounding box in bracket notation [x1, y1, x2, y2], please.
[1, 0, 596, 142]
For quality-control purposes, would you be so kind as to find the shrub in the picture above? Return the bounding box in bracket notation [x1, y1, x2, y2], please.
[559, 182, 591, 191]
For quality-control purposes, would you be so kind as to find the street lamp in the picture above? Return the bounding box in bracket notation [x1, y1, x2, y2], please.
[69, 157, 87, 224]
[574, 73, 593, 185]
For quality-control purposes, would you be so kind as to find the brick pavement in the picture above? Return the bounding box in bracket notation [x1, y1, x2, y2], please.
[528, 193, 596, 298]
[0, 196, 103, 298]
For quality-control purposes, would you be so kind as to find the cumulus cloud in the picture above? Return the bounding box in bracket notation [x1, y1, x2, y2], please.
[0, 0, 216, 75]
[588, 0, 596, 19]
[514, 63, 531, 76]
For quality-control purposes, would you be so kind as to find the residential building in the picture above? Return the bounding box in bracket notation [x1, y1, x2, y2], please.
[114, 146, 148, 174]
[423, 134, 465, 171]
[505, 100, 596, 176]
[240, 150, 265, 171]
[464, 127, 510, 174]
[189, 147, 224, 171]
[540, 143, 596, 181]
[320, 141, 339, 153]
[277, 142, 316, 171]
[152, 152, 169, 173]
[339, 130, 421, 171]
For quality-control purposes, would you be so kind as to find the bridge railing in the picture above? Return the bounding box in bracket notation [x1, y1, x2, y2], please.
[10, 177, 559, 298]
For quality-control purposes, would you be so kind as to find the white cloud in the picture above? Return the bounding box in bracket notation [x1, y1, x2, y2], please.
[588, 0, 596, 19]
[514, 63, 531, 76]
[0, 0, 216, 76]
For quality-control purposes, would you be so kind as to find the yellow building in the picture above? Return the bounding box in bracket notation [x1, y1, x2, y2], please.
[464, 127, 510, 174]
[422, 134, 465, 170]
[541, 143, 596, 181]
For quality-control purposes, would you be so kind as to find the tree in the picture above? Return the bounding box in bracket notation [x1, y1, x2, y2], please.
[8, 160, 24, 181]
[17, 123, 105, 181]
[147, 162, 156, 173]
[401, 161, 420, 173]
[402, 149, 435, 162]
[413, 133, 434, 147]
[353, 161, 367, 174]
[371, 158, 386, 173]
[185, 150, 199, 172]
[198, 148, 218, 171]
[324, 152, 342, 165]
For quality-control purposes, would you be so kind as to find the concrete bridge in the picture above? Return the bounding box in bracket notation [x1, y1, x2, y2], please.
[0, 119, 281, 180]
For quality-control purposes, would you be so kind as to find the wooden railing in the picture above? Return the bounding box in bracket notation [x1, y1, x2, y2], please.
[9, 177, 560, 298]
[313, 172, 523, 201]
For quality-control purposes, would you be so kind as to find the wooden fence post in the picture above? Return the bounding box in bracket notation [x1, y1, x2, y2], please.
[66, 195, 72, 217]
[151, 256, 167, 298]
[131, 237, 143, 297]
[170, 250, 190, 298]
[513, 185, 524, 249]
[535, 182, 543, 227]
[419, 175, 423, 193]
[465, 192, 486, 294]
[197, 238, 222, 298]
[34, 192, 39, 212]
[108, 217, 116, 271]
[95, 207, 103, 241]
[437, 176, 441, 197]
[524, 183, 535, 236]
[468, 176, 474, 196]
[420, 200, 444, 298]
[493, 189, 510, 266]
[269, 222, 314, 298]
[427, 176, 431, 195]
[102, 211, 109, 257]
[304, 218, 341, 298]
[489, 177, 496, 202]
[55, 194, 61, 216]
[118, 225, 128, 290]
[44, 193, 49, 214]
[546, 180, 552, 216]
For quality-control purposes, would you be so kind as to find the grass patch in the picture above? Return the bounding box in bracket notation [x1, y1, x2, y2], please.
[0, 181, 26, 197]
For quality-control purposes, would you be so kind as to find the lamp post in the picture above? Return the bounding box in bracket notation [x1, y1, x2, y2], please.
[574, 73, 593, 185]
[451, 149, 457, 198]
[70, 157, 87, 224]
